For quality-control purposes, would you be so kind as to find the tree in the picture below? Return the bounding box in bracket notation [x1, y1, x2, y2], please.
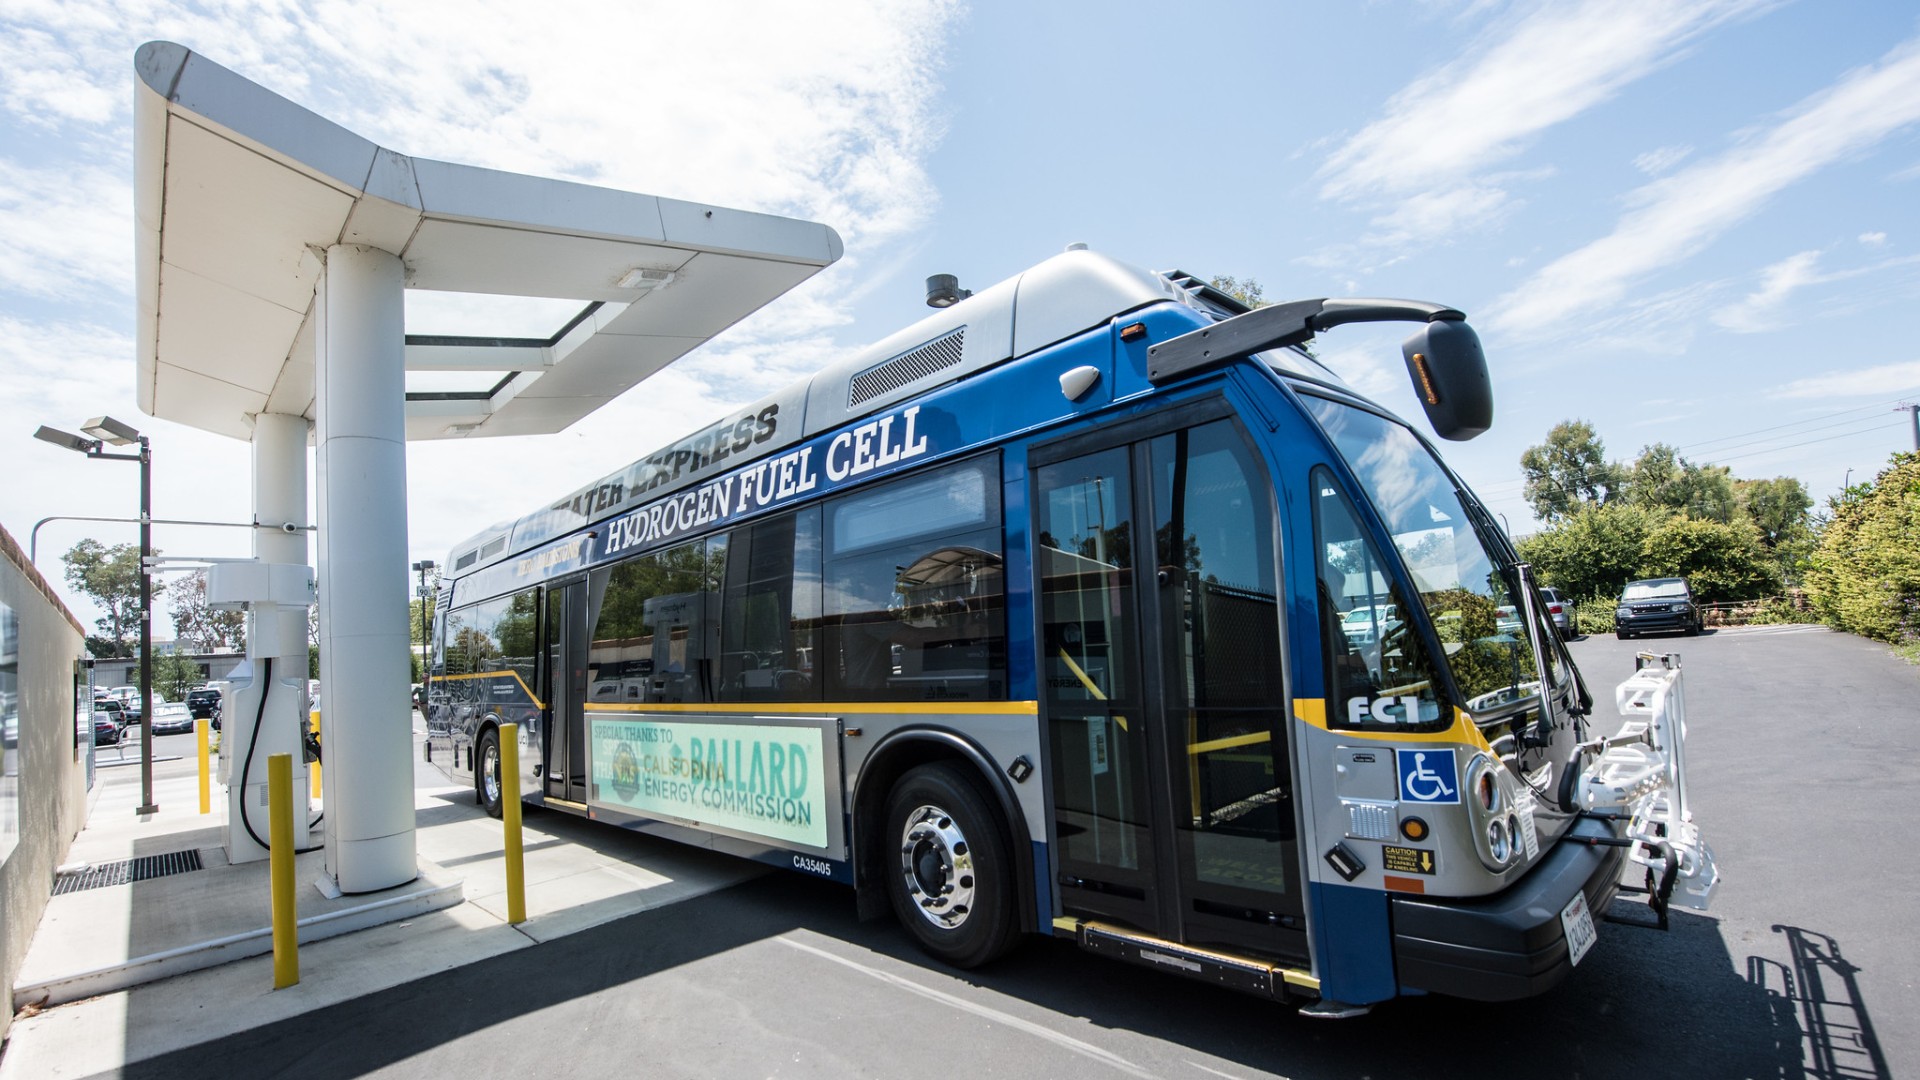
[153, 653, 203, 701]
[1519, 420, 1625, 523]
[1735, 476, 1815, 582]
[170, 571, 246, 652]
[62, 539, 165, 658]
[1638, 516, 1777, 602]
[1516, 502, 1655, 602]
[1208, 275, 1266, 309]
[1624, 443, 1736, 522]
[1804, 452, 1920, 643]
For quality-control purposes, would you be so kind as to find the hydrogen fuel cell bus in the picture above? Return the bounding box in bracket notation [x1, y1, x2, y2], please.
[425, 248, 1715, 1013]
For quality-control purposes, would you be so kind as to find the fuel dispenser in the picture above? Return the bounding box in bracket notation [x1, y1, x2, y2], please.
[206, 558, 316, 864]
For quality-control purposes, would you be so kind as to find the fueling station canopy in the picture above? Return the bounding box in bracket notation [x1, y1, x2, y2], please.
[127, 40, 845, 896]
[132, 40, 845, 443]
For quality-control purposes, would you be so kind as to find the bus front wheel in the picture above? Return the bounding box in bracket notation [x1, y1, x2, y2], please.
[477, 727, 504, 819]
[883, 763, 1017, 969]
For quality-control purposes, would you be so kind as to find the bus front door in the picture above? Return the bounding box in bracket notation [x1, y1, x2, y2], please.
[545, 580, 589, 804]
[1034, 414, 1306, 963]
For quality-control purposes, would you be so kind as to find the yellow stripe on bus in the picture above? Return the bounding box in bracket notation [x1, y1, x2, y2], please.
[435, 669, 547, 710]
[581, 700, 1040, 716]
[1292, 698, 1493, 752]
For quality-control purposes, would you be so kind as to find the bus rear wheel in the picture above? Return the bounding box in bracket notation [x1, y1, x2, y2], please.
[884, 763, 1017, 969]
[477, 727, 504, 819]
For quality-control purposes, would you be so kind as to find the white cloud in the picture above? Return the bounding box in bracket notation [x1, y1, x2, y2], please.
[0, 0, 968, 578]
[1492, 33, 1920, 340]
[1772, 359, 1920, 399]
[1859, 230, 1888, 246]
[1713, 249, 1826, 333]
[1318, 0, 1767, 245]
[1632, 144, 1694, 175]
[0, 161, 132, 299]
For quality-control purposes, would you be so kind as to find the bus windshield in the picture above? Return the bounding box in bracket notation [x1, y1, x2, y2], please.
[1304, 396, 1551, 714]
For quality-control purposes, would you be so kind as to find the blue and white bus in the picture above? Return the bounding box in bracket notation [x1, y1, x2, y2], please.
[425, 248, 1714, 1013]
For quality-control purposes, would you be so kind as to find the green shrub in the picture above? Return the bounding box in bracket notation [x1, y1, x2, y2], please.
[1575, 594, 1618, 636]
[1805, 453, 1920, 644]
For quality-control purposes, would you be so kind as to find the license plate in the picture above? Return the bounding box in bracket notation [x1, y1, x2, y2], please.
[1561, 891, 1597, 967]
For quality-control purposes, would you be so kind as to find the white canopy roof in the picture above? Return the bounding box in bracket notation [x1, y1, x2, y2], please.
[132, 41, 843, 442]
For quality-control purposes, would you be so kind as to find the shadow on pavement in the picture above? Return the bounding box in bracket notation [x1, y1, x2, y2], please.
[100, 874, 1854, 1080]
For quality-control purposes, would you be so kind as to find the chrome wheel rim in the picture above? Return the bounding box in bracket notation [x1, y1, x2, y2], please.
[897, 803, 976, 930]
[482, 737, 502, 803]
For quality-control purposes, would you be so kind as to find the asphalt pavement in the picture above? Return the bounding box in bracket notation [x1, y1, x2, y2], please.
[5, 626, 1916, 1079]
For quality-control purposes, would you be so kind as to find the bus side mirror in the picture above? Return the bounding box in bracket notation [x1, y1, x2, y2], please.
[1401, 319, 1491, 441]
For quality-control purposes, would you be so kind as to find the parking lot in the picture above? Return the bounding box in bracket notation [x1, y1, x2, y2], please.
[52, 627, 1920, 1078]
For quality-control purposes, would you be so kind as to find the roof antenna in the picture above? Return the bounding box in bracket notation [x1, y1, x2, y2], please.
[925, 274, 971, 308]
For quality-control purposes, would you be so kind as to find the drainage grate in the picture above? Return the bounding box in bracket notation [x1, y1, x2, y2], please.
[53, 850, 204, 895]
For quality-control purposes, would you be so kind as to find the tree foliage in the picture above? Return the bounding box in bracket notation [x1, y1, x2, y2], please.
[1624, 443, 1736, 523]
[1804, 452, 1920, 644]
[170, 571, 246, 653]
[153, 652, 203, 702]
[1638, 516, 1776, 602]
[62, 539, 165, 658]
[1519, 420, 1625, 523]
[1516, 502, 1654, 603]
[1207, 275, 1266, 309]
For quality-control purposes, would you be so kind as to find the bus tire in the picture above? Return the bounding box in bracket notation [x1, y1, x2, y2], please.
[883, 762, 1017, 969]
[477, 726, 504, 819]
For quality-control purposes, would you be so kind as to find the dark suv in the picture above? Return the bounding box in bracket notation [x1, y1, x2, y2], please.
[186, 687, 222, 720]
[1615, 577, 1703, 638]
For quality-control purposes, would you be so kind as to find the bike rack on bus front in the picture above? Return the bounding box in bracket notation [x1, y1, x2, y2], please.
[1578, 653, 1720, 920]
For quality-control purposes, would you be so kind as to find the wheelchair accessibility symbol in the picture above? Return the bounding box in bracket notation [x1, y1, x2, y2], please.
[1396, 748, 1460, 804]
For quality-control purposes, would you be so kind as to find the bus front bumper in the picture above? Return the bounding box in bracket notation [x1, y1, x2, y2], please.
[1388, 816, 1628, 1001]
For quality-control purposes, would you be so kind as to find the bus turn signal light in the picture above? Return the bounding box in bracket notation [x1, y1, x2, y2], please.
[1120, 322, 1147, 341]
[1400, 816, 1429, 842]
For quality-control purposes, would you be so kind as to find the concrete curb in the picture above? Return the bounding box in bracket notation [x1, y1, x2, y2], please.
[12, 874, 463, 1011]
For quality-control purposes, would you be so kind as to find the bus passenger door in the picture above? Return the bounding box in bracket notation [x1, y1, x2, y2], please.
[1034, 413, 1305, 962]
[545, 579, 589, 804]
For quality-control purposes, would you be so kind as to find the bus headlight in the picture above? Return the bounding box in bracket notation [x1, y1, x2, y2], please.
[1466, 753, 1522, 872]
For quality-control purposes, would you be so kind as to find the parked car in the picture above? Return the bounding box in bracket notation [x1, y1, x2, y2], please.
[1496, 586, 1575, 640]
[92, 697, 126, 727]
[149, 701, 197, 736]
[186, 687, 222, 720]
[1341, 604, 1399, 646]
[1615, 577, 1703, 638]
[92, 710, 123, 746]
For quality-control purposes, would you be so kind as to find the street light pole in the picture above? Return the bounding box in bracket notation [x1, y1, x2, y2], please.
[412, 559, 435, 690]
[137, 432, 155, 814]
[33, 415, 158, 813]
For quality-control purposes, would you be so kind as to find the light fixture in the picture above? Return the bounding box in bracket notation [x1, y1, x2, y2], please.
[34, 425, 97, 453]
[616, 268, 675, 290]
[82, 415, 143, 446]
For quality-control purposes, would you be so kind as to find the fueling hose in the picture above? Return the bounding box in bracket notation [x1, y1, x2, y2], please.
[237, 657, 324, 854]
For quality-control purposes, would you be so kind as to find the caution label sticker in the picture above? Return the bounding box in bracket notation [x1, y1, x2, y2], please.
[1382, 845, 1437, 875]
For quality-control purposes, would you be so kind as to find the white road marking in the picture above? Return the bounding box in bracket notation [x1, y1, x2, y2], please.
[777, 936, 1154, 1077]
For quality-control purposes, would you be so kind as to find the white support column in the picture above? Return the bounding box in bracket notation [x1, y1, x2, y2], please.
[315, 244, 417, 894]
[224, 411, 313, 864]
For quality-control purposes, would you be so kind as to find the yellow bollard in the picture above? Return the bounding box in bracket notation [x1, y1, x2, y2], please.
[500, 723, 526, 925]
[309, 710, 322, 801]
[269, 752, 299, 989]
[196, 719, 211, 815]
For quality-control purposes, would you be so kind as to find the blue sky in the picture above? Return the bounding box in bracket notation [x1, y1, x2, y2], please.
[4, 1, 1918, 633]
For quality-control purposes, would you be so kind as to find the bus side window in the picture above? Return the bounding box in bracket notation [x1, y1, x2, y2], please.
[588, 539, 720, 705]
[822, 457, 1007, 703]
[718, 509, 822, 702]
